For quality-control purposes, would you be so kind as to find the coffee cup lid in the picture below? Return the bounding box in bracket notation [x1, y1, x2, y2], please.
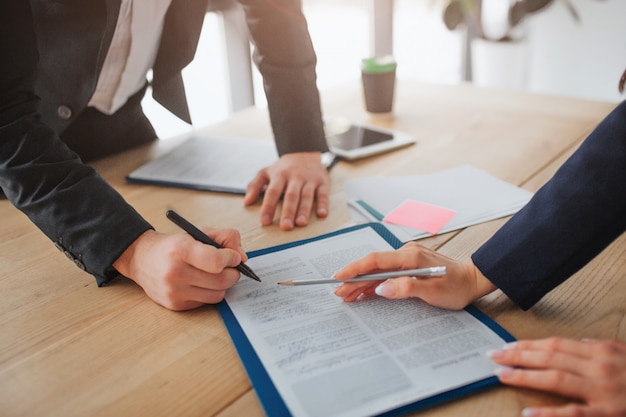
[361, 55, 397, 73]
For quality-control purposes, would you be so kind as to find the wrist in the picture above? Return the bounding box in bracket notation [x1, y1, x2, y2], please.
[113, 229, 155, 278]
[463, 259, 497, 301]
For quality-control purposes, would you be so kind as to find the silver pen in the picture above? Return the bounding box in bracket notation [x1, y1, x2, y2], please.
[277, 266, 446, 286]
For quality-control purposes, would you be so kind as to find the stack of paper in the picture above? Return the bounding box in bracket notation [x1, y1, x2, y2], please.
[126, 135, 278, 194]
[345, 165, 534, 242]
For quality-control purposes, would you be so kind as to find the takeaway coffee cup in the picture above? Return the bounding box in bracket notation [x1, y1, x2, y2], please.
[361, 55, 397, 114]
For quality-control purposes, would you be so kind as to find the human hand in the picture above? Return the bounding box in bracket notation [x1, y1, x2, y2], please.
[489, 337, 626, 417]
[333, 241, 496, 310]
[243, 152, 330, 230]
[113, 228, 246, 311]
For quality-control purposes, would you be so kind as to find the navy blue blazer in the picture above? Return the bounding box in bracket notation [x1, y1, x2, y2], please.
[0, 0, 327, 285]
[473, 100, 626, 310]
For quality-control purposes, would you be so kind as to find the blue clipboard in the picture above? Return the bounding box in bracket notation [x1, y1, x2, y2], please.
[217, 223, 515, 417]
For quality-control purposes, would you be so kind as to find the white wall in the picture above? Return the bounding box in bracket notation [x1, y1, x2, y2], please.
[526, 0, 626, 102]
[388, 0, 626, 103]
[143, 0, 626, 139]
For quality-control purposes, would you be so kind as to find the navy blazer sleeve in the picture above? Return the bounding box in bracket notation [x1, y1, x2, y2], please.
[0, 0, 152, 286]
[238, 0, 329, 155]
[472, 100, 626, 310]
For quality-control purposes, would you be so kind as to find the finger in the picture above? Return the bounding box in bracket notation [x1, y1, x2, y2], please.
[278, 177, 304, 230]
[374, 277, 421, 299]
[176, 260, 241, 292]
[155, 260, 240, 311]
[360, 285, 379, 297]
[520, 404, 592, 417]
[244, 170, 269, 206]
[294, 181, 316, 227]
[200, 227, 247, 261]
[181, 239, 242, 274]
[496, 367, 590, 400]
[159, 298, 205, 312]
[333, 250, 416, 281]
[489, 343, 594, 376]
[314, 181, 330, 218]
[334, 281, 380, 302]
[184, 286, 230, 305]
[164, 283, 230, 310]
[575, 337, 626, 356]
[502, 338, 601, 362]
[332, 258, 380, 281]
[194, 269, 240, 294]
[375, 275, 470, 310]
[332, 250, 423, 301]
[259, 176, 286, 227]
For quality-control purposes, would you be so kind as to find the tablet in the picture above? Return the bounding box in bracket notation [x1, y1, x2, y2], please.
[324, 117, 416, 160]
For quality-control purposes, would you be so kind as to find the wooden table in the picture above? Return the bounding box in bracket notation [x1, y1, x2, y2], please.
[1, 81, 623, 417]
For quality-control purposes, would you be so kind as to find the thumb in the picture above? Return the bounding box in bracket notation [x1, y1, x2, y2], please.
[221, 248, 243, 268]
[244, 171, 267, 206]
[374, 278, 413, 299]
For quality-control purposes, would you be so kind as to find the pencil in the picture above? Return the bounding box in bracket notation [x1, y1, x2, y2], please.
[166, 210, 262, 282]
[277, 266, 446, 286]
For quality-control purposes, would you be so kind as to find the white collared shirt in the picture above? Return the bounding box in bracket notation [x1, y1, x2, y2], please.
[88, 0, 173, 114]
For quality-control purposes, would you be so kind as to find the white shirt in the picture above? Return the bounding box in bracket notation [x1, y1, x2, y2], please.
[88, 0, 172, 114]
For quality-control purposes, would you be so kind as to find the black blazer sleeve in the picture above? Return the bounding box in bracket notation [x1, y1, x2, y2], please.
[238, 0, 329, 155]
[472, 100, 626, 310]
[0, 0, 152, 286]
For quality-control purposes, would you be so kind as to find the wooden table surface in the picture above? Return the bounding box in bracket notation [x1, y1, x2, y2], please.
[1, 81, 623, 417]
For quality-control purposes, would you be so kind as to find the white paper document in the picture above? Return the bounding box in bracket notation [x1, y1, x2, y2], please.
[126, 135, 278, 194]
[223, 226, 512, 417]
[345, 165, 534, 242]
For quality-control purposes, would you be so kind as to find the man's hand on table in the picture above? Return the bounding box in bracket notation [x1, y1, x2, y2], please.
[244, 152, 330, 230]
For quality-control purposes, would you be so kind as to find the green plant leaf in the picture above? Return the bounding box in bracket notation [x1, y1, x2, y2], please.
[443, 1, 465, 30]
[509, 2, 527, 27]
[562, 0, 581, 22]
[524, 0, 553, 13]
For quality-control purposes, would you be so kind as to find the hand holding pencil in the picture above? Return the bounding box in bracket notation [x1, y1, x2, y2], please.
[332, 241, 497, 310]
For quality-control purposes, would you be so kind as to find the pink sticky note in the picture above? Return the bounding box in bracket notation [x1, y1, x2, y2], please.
[383, 199, 457, 235]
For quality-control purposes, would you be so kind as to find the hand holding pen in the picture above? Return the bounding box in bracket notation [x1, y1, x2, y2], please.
[166, 210, 261, 282]
[112, 211, 249, 311]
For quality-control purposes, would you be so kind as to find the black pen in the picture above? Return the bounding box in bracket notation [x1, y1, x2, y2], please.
[166, 210, 261, 282]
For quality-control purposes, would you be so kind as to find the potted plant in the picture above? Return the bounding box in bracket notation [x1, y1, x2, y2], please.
[440, 0, 601, 88]
[442, 0, 584, 42]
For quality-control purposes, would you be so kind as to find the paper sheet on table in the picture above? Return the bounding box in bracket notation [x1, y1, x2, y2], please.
[221, 225, 514, 417]
[345, 165, 533, 242]
[126, 135, 278, 194]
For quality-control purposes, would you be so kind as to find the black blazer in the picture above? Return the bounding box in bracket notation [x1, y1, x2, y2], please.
[473, 100, 626, 310]
[31, 0, 328, 155]
[0, 0, 327, 285]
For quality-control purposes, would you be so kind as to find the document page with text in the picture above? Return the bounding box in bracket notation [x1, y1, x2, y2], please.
[126, 135, 278, 194]
[222, 225, 513, 417]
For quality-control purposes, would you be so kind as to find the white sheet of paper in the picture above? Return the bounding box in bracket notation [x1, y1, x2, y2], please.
[224, 227, 509, 417]
[344, 165, 533, 242]
[126, 135, 278, 194]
